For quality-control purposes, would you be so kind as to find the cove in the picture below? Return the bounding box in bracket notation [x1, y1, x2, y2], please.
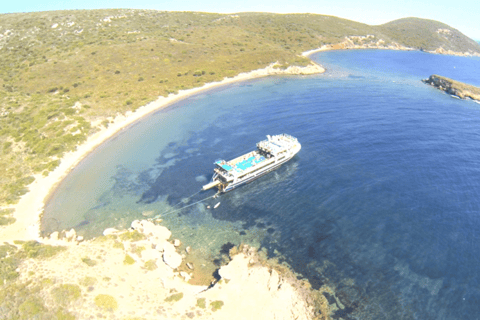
[43, 50, 480, 319]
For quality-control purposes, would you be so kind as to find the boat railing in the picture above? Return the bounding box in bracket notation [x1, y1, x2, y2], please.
[279, 133, 297, 141]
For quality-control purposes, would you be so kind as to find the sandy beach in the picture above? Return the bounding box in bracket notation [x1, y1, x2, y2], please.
[0, 61, 324, 243]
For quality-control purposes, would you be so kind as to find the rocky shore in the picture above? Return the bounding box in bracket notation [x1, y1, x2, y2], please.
[302, 37, 480, 58]
[422, 75, 480, 102]
[1, 220, 334, 319]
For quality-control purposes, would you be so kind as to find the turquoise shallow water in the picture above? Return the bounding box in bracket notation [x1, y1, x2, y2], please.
[43, 50, 480, 319]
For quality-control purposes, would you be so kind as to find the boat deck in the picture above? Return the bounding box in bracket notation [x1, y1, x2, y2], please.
[216, 155, 266, 174]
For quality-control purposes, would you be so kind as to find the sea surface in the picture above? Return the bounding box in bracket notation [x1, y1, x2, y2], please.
[43, 50, 480, 319]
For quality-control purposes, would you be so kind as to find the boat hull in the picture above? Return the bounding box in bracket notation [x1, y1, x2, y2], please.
[222, 149, 297, 193]
[203, 134, 301, 193]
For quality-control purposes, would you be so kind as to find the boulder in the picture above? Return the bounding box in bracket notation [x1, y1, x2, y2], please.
[65, 229, 76, 242]
[131, 220, 143, 231]
[153, 240, 167, 252]
[49, 231, 59, 241]
[163, 242, 182, 269]
[103, 228, 119, 236]
[141, 221, 171, 241]
[142, 248, 162, 261]
[142, 210, 154, 217]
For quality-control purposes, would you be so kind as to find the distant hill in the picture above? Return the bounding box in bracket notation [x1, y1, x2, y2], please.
[0, 9, 479, 206]
[376, 17, 480, 53]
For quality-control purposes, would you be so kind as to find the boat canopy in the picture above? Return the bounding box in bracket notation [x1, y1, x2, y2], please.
[215, 160, 233, 171]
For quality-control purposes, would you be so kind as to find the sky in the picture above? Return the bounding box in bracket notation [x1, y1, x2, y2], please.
[2, 0, 479, 40]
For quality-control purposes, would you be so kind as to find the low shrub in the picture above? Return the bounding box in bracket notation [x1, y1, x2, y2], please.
[94, 294, 118, 311]
[165, 292, 183, 302]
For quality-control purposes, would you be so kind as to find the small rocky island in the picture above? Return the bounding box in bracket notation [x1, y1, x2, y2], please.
[423, 75, 480, 102]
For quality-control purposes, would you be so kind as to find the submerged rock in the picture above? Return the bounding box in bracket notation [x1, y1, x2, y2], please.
[135, 220, 171, 241]
[142, 210, 154, 217]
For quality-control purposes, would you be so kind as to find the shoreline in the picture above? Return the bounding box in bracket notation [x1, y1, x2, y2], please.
[0, 61, 325, 243]
[2, 42, 478, 243]
[302, 39, 480, 58]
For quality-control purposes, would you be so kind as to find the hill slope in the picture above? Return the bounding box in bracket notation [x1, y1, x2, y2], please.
[0, 9, 479, 207]
[376, 17, 480, 53]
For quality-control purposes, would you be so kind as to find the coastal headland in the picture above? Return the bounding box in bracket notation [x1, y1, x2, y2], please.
[422, 75, 480, 102]
[1, 219, 338, 319]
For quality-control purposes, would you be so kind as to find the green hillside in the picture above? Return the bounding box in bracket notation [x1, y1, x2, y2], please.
[377, 17, 480, 52]
[0, 9, 479, 209]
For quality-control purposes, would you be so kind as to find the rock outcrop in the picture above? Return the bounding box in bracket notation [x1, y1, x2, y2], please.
[15, 220, 321, 319]
[423, 75, 480, 102]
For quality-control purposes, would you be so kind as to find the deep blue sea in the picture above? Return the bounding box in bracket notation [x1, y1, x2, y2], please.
[43, 50, 480, 319]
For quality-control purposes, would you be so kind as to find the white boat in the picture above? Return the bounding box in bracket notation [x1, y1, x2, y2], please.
[202, 134, 301, 193]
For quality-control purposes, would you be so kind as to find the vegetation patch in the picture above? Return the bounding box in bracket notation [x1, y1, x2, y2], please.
[113, 241, 124, 249]
[93, 234, 118, 243]
[165, 292, 184, 303]
[54, 308, 76, 320]
[81, 256, 97, 267]
[131, 245, 145, 257]
[0, 255, 21, 283]
[119, 230, 146, 242]
[51, 283, 82, 305]
[18, 297, 46, 317]
[143, 259, 157, 271]
[196, 297, 206, 309]
[80, 276, 97, 287]
[94, 294, 118, 311]
[0, 208, 16, 226]
[0, 269, 75, 319]
[123, 254, 135, 265]
[210, 300, 224, 311]
[20, 241, 65, 259]
[0, 243, 17, 258]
